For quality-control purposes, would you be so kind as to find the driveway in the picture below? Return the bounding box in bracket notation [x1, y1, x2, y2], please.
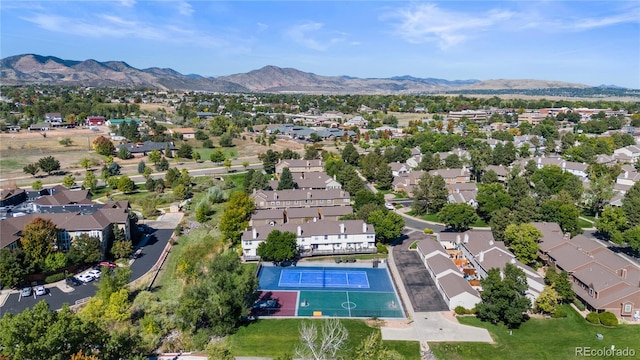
[0, 218, 177, 316]
[392, 231, 448, 312]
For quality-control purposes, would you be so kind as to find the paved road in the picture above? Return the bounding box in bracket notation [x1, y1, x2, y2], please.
[0, 227, 173, 316]
[391, 230, 449, 312]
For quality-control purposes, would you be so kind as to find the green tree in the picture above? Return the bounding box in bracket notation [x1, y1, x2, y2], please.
[261, 149, 280, 173]
[156, 156, 169, 171]
[92, 136, 115, 156]
[0, 248, 27, 288]
[202, 138, 214, 148]
[80, 158, 92, 170]
[177, 143, 193, 159]
[193, 151, 201, 162]
[257, 230, 299, 264]
[223, 158, 232, 172]
[535, 285, 559, 314]
[62, 174, 76, 188]
[476, 263, 531, 328]
[489, 208, 514, 243]
[220, 133, 234, 147]
[341, 142, 360, 166]
[444, 154, 463, 168]
[20, 217, 58, 267]
[504, 223, 542, 266]
[544, 268, 575, 303]
[148, 149, 162, 165]
[137, 160, 146, 174]
[176, 251, 258, 336]
[37, 155, 61, 175]
[32, 180, 43, 190]
[354, 189, 385, 211]
[220, 191, 255, 244]
[595, 206, 627, 243]
[412, 173, 448, 215]
[58, 137, 73, 147]
[304, 145, 320, 159]
[507, 176, 530, 205]
[111, 240, 132, 260]
[95, 266, 132, 301]
[374, 164, 394, 190]
[476, 183, 513, 221]
[623, 225, 640, 252]
[353, 332, 404, 360]
[361, 150, 384, 181]
[67, 233, 102, 265]
[23, 163, 40, 177]
[117, 175, 136, 193]
[540, 199, 580, 236]
[481, 169, 499, 184]
[622, 182, 640, 227]
[367, 209, 405, 244]
[437, 203, 479, 232]
[278, 167, 297, 190]
[117, 146, 132, 160]
[210, 149, 226, 164]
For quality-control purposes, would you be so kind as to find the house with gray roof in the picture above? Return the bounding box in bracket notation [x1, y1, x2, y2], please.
[275, 159, 324, 176]
[270, 172, 342, 191]
[241, 220, 376, 259]
[252, 189, 350, 210]
[116, 141, 176, 157]
[250, 206, 353, 227]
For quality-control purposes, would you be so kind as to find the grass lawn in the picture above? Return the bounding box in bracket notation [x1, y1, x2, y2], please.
[578, 219, 594, 229]
[193, 147, 238, 160]
[227, 318, 420, 359]
[409, 241, 419, 249]
[0, 158, 22, 171]
[421, 213, 440, 222]
[430, 305, 640, 360]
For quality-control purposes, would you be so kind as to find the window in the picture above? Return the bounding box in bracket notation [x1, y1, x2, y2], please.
[320, 200, 324, 204]
[286, 201, 290, 205]
[624, 304, 632, 313]
[276, 201, 280, 205]
[260, 202, 265, 206]
[244, 241, 252, 246]
[344, 199, 349, 202]
[327, 200, 332, 204]
[589, 288, 594, 297]
[324, 235, 328, 240]
[294, 200, 299, 204]
[271, 201, 275, 205]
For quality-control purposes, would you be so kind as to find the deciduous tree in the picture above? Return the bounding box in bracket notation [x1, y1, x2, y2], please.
[20, 217, 58, 267]
[37, 156, 61, 175]
[23, 163, 40, 177]
[257, 230, 298, 264]
[504, 223, 542, 266]
[92, 136, 115, 156]
[437, 203, 479, 232]
[476, 263, 531, 328]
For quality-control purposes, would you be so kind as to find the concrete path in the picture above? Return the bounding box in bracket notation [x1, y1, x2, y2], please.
[382, 311, 494, 342]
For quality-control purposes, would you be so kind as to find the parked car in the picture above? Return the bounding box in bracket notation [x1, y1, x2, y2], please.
[98, 261, 117, 268]
[385, 203, 395, 210]
[76, 274, 94, 283]
[35, 286, 46, 296]
[66, 277, 83, 286]
[87, 269, 101, 279]
[21, 287, 32, 297]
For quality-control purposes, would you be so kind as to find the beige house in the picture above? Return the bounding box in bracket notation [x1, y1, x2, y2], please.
[169, 127, 196, 139]
[275, 159, 324, 176]
[252, 189, 350, 210]
[250, 206, 353, 227]
[429, 168, 471, 184]
[270, 172, 342, 190]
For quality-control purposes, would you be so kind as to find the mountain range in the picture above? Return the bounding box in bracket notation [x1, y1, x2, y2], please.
[0, 54, 594, 94]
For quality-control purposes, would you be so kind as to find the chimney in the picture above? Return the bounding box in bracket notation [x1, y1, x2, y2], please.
[274, 192, 278, 200]
[464, 233, 469, 243]
[619, 268, 627, 279]
[252, 228, 257, 239]
[306, 160, 310, 167]
[478, 251, 484, 262]
[340, 190, 345, 198]
[307, 191, 312, 199]
[362, 222, 367, 232]
[340, 223, 345, 233]
[489, 240, 494, 246]
[283, 210, 288, 224]
[456, 235, 461, 244]
[301, 172, 305, 179]
[313, 217, 317, 222]
[297, 226, 302, 236]
[317, 208, 322, 220]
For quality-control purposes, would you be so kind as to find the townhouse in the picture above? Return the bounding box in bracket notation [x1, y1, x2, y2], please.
[275, 159, 324, 176]
[252, 189, 351, 210]
[250, 206, 354, 227]
[416, 237, 481, 310]
[393, 170, 425, 196]
[269, 172, 342, 191]
[533, 222, 640, 321]
[241, 220, 376, 259]
[428, 168, 471, 184]
[613, 145, 640, 163]
[446, 183, 478, 208]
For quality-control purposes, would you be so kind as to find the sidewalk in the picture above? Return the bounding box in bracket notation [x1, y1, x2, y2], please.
[396, 206, 491, 230]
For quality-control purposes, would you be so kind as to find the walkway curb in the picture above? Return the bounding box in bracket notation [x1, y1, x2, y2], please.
[397, 208, 491, 230]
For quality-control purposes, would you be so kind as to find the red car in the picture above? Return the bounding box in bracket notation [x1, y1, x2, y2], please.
[98, 261, 117, 268]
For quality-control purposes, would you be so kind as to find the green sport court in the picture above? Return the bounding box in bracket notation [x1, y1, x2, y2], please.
[253, 264, 405, 318]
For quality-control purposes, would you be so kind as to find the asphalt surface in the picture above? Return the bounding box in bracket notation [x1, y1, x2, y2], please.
[391, 231, 449, 312]
[0, 228, 173, 316]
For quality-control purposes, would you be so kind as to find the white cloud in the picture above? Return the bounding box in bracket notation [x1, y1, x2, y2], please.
[177, 1, 194, 17]
[571, 12, 639, 30]
[388, 4, 514, 49]
[257, 22, 269, 32]
[118, 0, 136, 7]
[285, 22, 345, 51]
[21, 13, 233, 48]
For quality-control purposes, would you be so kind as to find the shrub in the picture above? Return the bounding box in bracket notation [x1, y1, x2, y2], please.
[423, 227, 434, 234]
[44, 272, 66, 283]
[335, 257, 343, 263]
[586, 312, 600, 324]
[455, 306, 467, 315]
[376, 242, 388, 254]
[598, 312, 618, 326]
[552, 307, 567, 318]
[573, 299, 586, 311]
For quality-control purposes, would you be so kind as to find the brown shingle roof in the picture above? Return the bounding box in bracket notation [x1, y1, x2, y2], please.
[242, 220, 373, 241]
[251, 206, 353, 221]
[438, 273, 479, 298]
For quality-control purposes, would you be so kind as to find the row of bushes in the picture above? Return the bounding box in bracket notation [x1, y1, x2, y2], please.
[44, 272, 66, 283]
[376, 242, 388, 254]
[454, 306, 477, 315]
[586, 311, 618, 326]
[335, 256, 357, 263]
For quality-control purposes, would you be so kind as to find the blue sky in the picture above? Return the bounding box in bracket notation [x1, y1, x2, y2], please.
[1, 1, 639, 88]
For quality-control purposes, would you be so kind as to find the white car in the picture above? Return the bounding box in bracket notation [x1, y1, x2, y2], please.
[35, 286, 47, 296]
[76, 274, 94, 283]
[87, 269, 101, 279]
[385, 203, 395, 210]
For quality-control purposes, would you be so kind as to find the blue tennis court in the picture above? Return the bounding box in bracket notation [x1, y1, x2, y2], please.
[278, 269, 370, 288]
[255, 263, 405, 319]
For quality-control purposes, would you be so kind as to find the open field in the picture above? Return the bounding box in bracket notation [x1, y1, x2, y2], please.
[430, 305, 640, 360]
[227, 318, 420, 359]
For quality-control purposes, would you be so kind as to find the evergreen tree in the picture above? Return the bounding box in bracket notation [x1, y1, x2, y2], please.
[277, 167, 297, 190]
